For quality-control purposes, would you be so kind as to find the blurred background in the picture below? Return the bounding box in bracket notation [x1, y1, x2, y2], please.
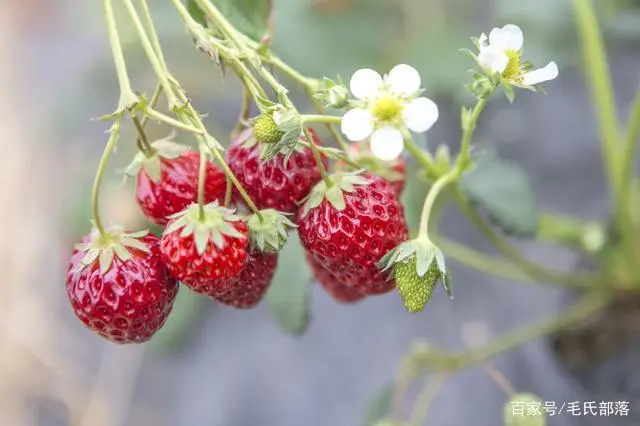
[2, 0, 640, 425]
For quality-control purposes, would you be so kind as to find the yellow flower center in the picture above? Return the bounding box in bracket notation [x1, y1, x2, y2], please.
[502, 49, 523, 82]
[371, 96, 403, 122]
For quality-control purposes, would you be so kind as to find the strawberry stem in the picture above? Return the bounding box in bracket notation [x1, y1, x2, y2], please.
[132, 116, 155, 157]
[418, 171, 458, 238]
[92, 117, 123, 238]
[300, 114, 343, 125]
[231, 87, 252, 139]
[303, 127, 333, 187]
[455, 97, 487, 172]
[224, 177, 233, 207]
[123, 0, 179, 109]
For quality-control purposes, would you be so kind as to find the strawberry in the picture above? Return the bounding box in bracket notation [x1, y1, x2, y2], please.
[226, 127, 328, 214]
[336, 141, 406, 196]
[305, 253, 365, 303]
[160, 202, 249, 297]
[297, 171, 409, 295]
[252, 112, 284, 145]
[66, 227, 178, 344]
[126, 136, 227, 226]
[210, 209, 293, 309]
[378, 237, 452, 313]
[212, 251, 278, 309]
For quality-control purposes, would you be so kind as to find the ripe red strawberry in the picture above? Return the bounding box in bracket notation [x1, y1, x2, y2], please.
[66, 227, 178, 344]
[226, 127, 328, 214]
[160, 202, 249, 297]
[126, 137, 227, 226]
[212, 251, 278, 309]
[305, 253, 365, 303]
[297, 172, 409, 295]
[336, 141, 406, 196]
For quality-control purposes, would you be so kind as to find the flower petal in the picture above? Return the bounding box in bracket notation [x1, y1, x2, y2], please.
[522, 61, 559, 86]
[479, 33, 488, 48]
[386, 64, 421, 96]
[403, 97, 439, 133]
[370, 127, 404, 161]
[341, 108, 374, 141]
[477, 45, 509, 73]
[349, 68, 383, 100]
[489, 24, 523, 51]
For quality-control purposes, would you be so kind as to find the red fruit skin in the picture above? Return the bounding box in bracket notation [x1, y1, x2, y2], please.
[136, 151, 227, 226]
[160, 220, 249, 297]
[297, 174, 408, 295]
[226, 128, 328, 214]
[66, 234, 178, 344]
[212, 251, 278, 309]
[305, 253, 365, 303]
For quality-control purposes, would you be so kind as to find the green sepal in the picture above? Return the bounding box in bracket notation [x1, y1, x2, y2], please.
[247, 209, 295, 253]
[163, 201, 244, 256]
[124, 132, 189, 182]
[73, 226, 151, 275]
[258, 107, 304, 163]
[377, 238, 452, 313]
[299, 171, 371, 218]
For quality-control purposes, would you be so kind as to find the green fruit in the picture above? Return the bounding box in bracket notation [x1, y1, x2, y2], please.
[253, 113, 284, 144]
[394, 257, 438, 313]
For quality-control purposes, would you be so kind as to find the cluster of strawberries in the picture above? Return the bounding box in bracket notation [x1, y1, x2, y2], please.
[65, 126, 408, 344]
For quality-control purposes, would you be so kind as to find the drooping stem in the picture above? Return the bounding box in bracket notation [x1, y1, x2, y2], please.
[144, 107, 203, 134]
[232, 87, 252, 138]
[197, 144, 207, 220]
[453, 189, 616, 289]
[456, 97, 487, 171]
[418, 171, 458, 237]
[138, 83, 163, 130]
[303, 127, 332, 187]
[132, 116, 154, 156]
[138, 0, 168, 74]
[123, 0, 179, 108]
[92, 117, 123, 237]
[102, 0, 138, 110]
[224, 178, 233, 207]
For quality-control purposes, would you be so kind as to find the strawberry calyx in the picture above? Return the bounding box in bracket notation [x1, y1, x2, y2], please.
[299, 171, 371, 218]
[73, 225, 152, 275]
[125, 133, 189, 182]
[164, 201, 244, 256]
[246, 209, 295, 253]
[377, 237, 452, 313]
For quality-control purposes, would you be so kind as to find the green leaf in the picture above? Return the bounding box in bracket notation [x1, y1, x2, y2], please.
[266, 234, 313, 336]
[460, 157, 538, 237]
[210, 0, 273, 41]
[149, 287, 210, 353]
[187, 0, 208, 27]
[362, 382, 395, 426]
[503, 393, 547, 426]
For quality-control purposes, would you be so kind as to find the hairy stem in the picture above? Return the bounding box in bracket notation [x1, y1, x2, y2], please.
[132, 116, 154, 156]
[418, 171, 458, 237]
[102, 0, 138, 110]
[92, 118, 123, 237]
[123, 0, 179, 108]
[454, 189, 611, 288]
[144, 108, 203, 134]
[457, 98, 487, 171]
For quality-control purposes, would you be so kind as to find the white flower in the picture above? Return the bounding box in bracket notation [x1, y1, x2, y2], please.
[340, 64, 439, 161]
[477, 24, 558, 86]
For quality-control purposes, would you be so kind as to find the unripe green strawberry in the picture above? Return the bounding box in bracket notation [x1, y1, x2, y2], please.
[253, 113, 284, 144]
[394, 258, 439, 313]
[378, 237, 452, 313]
